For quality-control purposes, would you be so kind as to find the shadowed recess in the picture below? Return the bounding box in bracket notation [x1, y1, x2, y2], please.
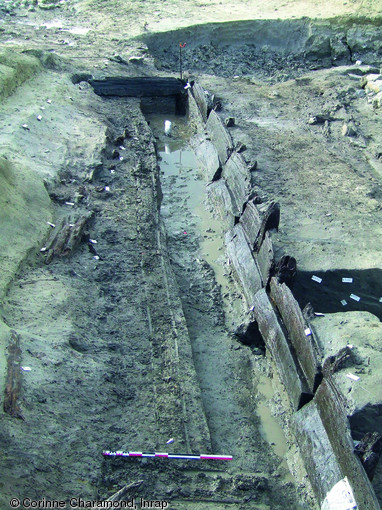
[292, 269, 382, 320]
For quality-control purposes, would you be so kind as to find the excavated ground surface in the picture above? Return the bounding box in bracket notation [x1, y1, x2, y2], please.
[0, 90, 311, 510]
[1, 1, 382, 509]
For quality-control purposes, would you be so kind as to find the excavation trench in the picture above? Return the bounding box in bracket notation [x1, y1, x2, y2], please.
[145, 111, 296, 484]
[2, 8, 382, 507]
[0, 73, 314, 508]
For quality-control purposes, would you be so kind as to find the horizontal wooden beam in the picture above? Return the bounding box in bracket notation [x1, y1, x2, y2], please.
[89, 77, 185, 97]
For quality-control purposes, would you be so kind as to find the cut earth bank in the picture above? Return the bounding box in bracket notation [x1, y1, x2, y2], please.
[1, 0, 382, 509]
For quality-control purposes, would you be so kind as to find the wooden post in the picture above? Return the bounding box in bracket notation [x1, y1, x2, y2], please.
[179, 42, 186, 81]
[3, 330, 23, 419]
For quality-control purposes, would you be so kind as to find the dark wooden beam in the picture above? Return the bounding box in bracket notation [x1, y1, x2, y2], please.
[89, 77, 185, 97]
[4, 330, 23, 419]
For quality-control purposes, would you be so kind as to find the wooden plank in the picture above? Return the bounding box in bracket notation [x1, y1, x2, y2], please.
[315, 377, 381, 510]
[225, 224, 263, 305]
[44, 212, 94, 264]
[251, 288, 312, 410]
[89, 77, 185, 97]
[222, 152, 251, 217]
[239, 200, 262, 247]
[270, 277, 322, 392]
[238, 200, 274, 285]
[253, 201, 280, 252]
[256, 231, 274, 287]
[188, 88, 207, 130]
[206, 109, 233, 165]
[240, 199, 280, 252]
[206, 180, 236, 228]
[194, 139, 221, 182]
[191, 82, 208, 122]
[292, 400, 343, 504]
[3, 330, 23, 419]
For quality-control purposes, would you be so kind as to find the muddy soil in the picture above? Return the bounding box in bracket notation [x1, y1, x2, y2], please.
[1, 1, 382, 509]
[194, 61, 382, 502]
[0, 96, 311, 509]
[149, 114, 308, 498]
[197, 66, 382, 278]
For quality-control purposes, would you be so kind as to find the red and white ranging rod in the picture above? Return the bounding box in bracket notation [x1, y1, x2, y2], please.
[103, 450, 233, 461]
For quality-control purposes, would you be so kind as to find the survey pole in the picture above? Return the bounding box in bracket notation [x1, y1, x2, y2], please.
[179, 42, 186, 80]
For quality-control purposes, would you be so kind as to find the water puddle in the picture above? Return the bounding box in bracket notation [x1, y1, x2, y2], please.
[158, 148, 201, 213]
[147, 114, 241, 317]
[256, 375, 288, 459]
[147, 114, 227, 276]
[255, 375, 294, 482]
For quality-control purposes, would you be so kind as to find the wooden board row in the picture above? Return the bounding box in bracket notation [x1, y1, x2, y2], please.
[188, 82, 381, 509]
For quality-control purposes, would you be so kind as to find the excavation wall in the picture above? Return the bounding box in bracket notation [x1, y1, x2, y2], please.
[141, 17, 382, 77]
[189, 82, 381, 509]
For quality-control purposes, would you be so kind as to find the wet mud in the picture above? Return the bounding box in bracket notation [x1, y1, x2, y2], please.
[147, 113, 309, 507]
[0, 94, 312, 509]
[1, 2, 382, 508]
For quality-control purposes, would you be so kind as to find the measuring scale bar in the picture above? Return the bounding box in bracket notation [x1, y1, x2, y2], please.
[103, 451, 233, 461]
